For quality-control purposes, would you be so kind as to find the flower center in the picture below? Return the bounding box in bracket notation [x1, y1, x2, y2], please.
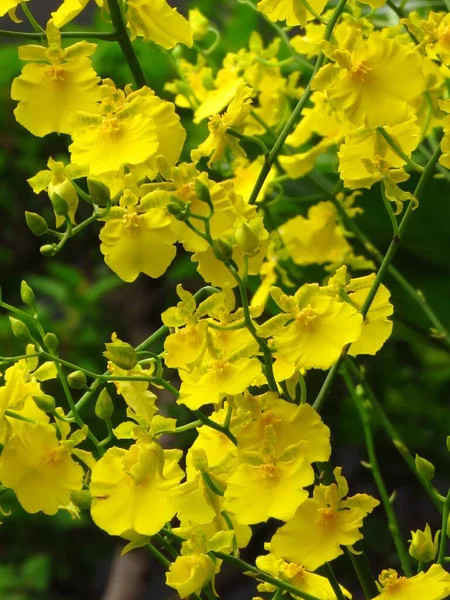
[350, 62, 371, 82]
[296, 305, 317, 327]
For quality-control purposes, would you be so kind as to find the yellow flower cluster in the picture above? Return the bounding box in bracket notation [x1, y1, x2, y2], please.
[2, 0, 450, 599]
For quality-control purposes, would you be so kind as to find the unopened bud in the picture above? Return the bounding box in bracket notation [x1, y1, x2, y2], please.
[446, 436, 450, 453]
[9, 317, 31, 341]
[33, 393, 56, 413]
[87, 178, 111, 207]
[415, 454, 435, 480]
[43, 332, 59, 352]
[95, 388, 114, 421]
[25, 211, 48, 236]
[189, 8, 209, 40]
[235, 222, 260, 255]
[40, 244, 57, 256]
[409, 524, 439, 563]
[167, 201, 189, 221]
[191, 448, 209, 472]
[212, 238, 233, 262]
[195, 178, 212, 207]
[50, 192, 69, 217]
[68, 370, 87, 390]
[103, 340, 137, 370]
[70, 490, 92, 510]
[20, 280, 36, 308]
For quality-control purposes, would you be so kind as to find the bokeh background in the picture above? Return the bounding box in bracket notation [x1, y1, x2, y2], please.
[1, 1, 450, 598]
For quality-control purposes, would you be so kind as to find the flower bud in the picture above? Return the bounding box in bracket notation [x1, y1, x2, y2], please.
[103, 339, 137, 370]
[212, 237, 233, 262]
[44, 332, 59, 352]
[95, 388, 114, 421]
[20, 280, 36, 308]
[50, 191, 69, 217]
[446, 436, 450, 453]
[25, 211, 48, 236]
[189, 8, 209, 40]
[9, 317, 31, 341]
[87, 178, 111, 207]
[415, 454, 435, 480]
[40, 244, 57, 256]
[409, 524, 439, 563]
[67, 370, 87, 390]
[167, 201, 188, 221]
[235, 222, 260, 255]
[32, 393, 56, 413]
[70, 490, 92, 510]
[195, 178, 212, 207]
[191, 448, 209, 472]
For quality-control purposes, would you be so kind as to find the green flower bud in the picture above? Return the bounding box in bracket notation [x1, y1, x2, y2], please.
[20, 280, 36, 308]
[167, 201, 187, 219]
[44, 332, 59, 352]
[235, 222, 260, 256]
[212, 238, 233, 263]
[70, 490, 92, 510]
[87, 178, 111, 207]
[50, 191, 69, 217]
[67, 370, 87, 390]
[409, 524, 439, 563]
[25, 211, 48, 236]
[195, 178, 212, 207]
[40, 244, 57, 256]
[32, 393, 56, 413]
[95, 388, 114, 421]
[446, 436, 450, 453]
[415, 454, 435, 480]
[103, 340, 137, 370]
[192, 448, 209, 473]
[9, 317, 31, 341]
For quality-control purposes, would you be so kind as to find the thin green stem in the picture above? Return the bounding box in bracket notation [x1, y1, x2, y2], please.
[343, 367, 413, 576]
[385, 0, 419, 44]
[4, 410, 35, 424]
[381, 181, 399, 236]
[146, 543, 170, 569]
[438, 490, 450, 564]
[247, 0, 349, 205]
[346, 547, 379, 599]
[20, 2, 44, 34]
[228, 128, 270, 156]
[210, 552, 321, 600]
[377, 128, 424, 173]
[319, 564, 346, 600]
[107, 0, 148, 87]
[345, 358, 443, 512]
[153, 533, 179, 560]
[312, 144, 442, 413]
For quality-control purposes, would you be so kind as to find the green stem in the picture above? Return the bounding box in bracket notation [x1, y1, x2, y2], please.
[146, 542, 170, 569]
[312, 144, 442, 413]
[227, 259, 277, 392]
[343, 367, 413, 576]
[385, 0, 419, 44]
[345, 358, 443, 512]
[107, 0, 148, 87]
[319, 564, 346, 600]
[377, 128, 424, 173]
[210, 552, 322, 600]
[228, 128, 270, 156]
[246, 0, 349, 205]
[153, 533, 179, 560]
[381, 181, 399, 236]
[438, 490, 450, 564]
[346, 547, 379, 599]
[4, 410, 35, 424]
[20, 2, 44, 34]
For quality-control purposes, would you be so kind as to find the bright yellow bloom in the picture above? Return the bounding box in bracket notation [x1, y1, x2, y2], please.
[263, 285, 362, 378]
[1, 0, 28, 20]
[338, 117, 421, 190]
[90, 441, 183, 537]
[189, 8, 209, 41]
[316, 35, 424, 128]
[99, 191, 177, 282]
[107, 362, 157, 424]
[257, 0, 327, 27]
[373, 565, 450, 600]
[278, 202, 352, 267]
[192, 82, 253, 166]
[0, 422, 83, 515]
[52, 0, 103, 28]
[255, 553, 351, 599]
[11, 20, 101, 137]
[271, 468, 379, 570]
[126, 0, 193, 49]
[166, 553, 215, 599]
[223, 440, 314, 524]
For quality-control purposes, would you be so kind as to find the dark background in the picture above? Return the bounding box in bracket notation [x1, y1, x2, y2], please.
[0, 1, 450, 598]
